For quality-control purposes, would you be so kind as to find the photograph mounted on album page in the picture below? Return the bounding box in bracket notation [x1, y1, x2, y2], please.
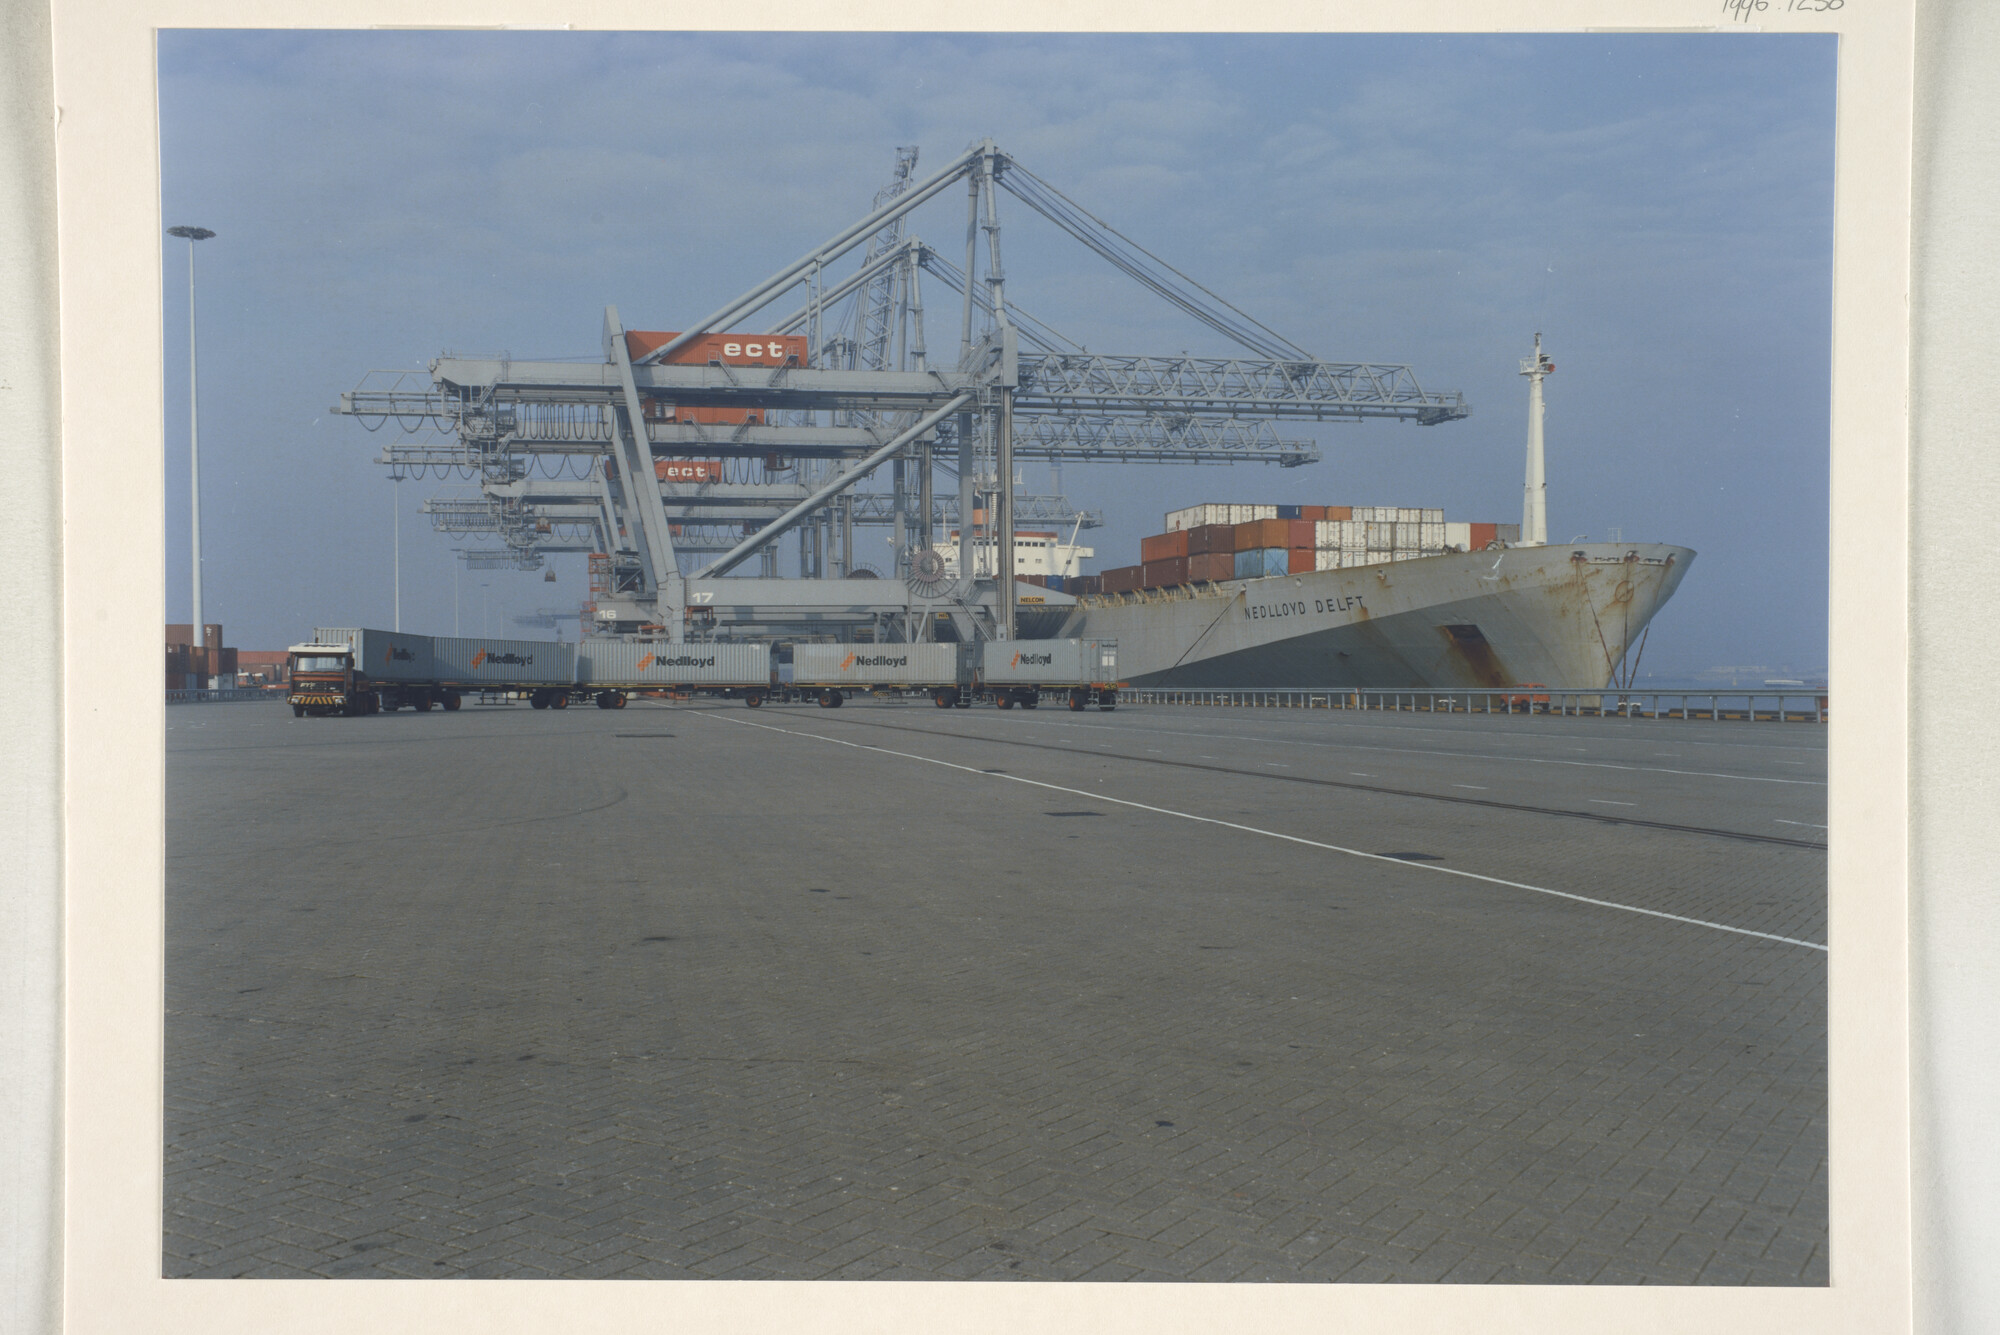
[50, 0, 1914, 1331]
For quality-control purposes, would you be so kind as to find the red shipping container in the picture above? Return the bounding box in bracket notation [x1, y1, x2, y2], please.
[1238, 517, 1291, 549]
[1289, 547, 1315, 575]
[1188, 551, 1236, 583]
[1186, 523, 1236, 555]
[1323, 505, 1353, 521]
[1286, 520, 1316, 548]
[1101, 565, 1144, 593]
[1070, 575, 1102, 596]
[1140, 530, 1191, 563]
[1470, 522, 1499, 549]
[1143, 556, 1190, 588]
[1298, 505, 1326, 522]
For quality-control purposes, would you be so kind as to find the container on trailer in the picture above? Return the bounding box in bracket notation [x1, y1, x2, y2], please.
[431, 635, 577, 686]
[579, 640, 771, 686]
[1142, 556, 1190, 587]
[978, 638, 1119, 686]
[1140, 530, 1190, 563]
[313, 627, 437, 682]
[791, 642, 963, 686]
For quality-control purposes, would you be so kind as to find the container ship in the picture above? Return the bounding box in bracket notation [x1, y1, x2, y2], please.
[1030, 338, 1696, 689]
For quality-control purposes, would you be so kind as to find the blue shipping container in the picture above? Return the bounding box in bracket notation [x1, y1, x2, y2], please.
[1233, 547, 1291, 578]
[1276, 504, 1301, 520]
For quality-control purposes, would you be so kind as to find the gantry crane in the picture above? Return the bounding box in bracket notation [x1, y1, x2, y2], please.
[340, 139, 1469, 644]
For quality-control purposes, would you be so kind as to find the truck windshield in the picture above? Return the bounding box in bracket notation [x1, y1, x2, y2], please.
[292, 654, 351, 673]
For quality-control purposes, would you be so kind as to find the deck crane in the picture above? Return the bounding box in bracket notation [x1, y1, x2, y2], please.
[338, 139, 1468, 643]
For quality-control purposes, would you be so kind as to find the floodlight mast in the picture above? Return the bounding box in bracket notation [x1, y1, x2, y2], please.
[1519, 333, 1554, 547]
[168, 225, 217, 679]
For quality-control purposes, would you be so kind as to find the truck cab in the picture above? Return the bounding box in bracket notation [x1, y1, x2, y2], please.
[286, 643, 371, 716]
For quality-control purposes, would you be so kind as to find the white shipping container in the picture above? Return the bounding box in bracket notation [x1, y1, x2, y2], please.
[1397, 507, 1421, 523]
[1422, 508, 1444, 524]
[1419, 522, 1445, 549]
[1445, 522, 1472, 550]
[579, 641, 771, 686]
[978, 638, 1118, 686]
[313, 627, 437, 682]
[431, 635, 577, 685]
[1366, 521, 1395, 550]
[791, 642, 963, 686]
[1313, 549, 1341, 571]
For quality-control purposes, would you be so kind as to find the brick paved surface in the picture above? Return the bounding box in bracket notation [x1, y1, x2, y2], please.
[164, 699, 1826, 1281]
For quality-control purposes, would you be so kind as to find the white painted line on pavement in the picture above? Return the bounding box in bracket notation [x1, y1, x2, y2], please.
[699, 712, 1828, 954]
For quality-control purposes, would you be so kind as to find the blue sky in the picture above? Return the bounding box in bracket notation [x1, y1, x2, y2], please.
[159, 31, 1834, 676]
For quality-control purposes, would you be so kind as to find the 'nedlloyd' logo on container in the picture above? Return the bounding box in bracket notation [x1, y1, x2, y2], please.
[841, 652, 908, 670]
[471, 648, 532, 669]
[1010, 651, 1053, 667]
[636, 652, 717, 671]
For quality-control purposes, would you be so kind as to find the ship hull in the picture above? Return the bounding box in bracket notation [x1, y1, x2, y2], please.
[1057, 543, 1694, 688]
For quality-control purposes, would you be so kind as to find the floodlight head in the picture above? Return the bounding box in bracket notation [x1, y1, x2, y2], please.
[167, 226, 216, 241]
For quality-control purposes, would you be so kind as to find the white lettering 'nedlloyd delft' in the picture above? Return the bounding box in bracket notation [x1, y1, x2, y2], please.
[1242, 590, 1367, 624]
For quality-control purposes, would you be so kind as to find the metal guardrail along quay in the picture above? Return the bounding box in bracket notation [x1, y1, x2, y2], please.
[1127, 686, 1828, 723]
[171, 683, 1830, 722]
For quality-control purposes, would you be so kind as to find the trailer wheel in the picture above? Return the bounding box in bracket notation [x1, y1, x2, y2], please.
[414, 694, 433, 712]
[745, 691, 764, 708]
[441, 692, 461, 712]
[1020, 692, 1039, 710]
[530, 692, 549, 709]
[933, 690, 954, 709]
[1067, 692, 1087, 712]
[996, 695, 1015, 710]
[550, 692, 569, 710]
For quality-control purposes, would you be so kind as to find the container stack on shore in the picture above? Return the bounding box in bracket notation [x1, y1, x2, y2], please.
[1097, 504, 1521, 594]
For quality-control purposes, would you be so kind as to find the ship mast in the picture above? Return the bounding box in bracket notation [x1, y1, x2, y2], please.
[1519, 333, 1554, 546]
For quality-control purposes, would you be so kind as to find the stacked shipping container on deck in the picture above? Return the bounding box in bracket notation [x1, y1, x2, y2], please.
[1102, 506, 1522, 592]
